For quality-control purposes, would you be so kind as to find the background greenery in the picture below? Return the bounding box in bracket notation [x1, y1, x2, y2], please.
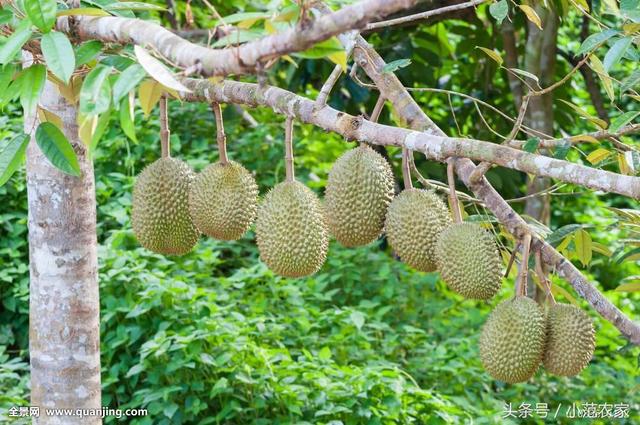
[1, 0, 640, 424]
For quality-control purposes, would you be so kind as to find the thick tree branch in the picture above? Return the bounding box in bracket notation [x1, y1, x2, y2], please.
[343, 35, 640, 344]
[58, 0, 415, 76]
[181, 78, 640, 200]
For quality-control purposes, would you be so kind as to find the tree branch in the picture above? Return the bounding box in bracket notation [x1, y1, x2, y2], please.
[58, 0, 416, 76]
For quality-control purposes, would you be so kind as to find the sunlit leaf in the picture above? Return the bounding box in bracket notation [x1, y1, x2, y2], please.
[476, 47, 503, 66]
[588, 56, 614, 102]
[615, 282, 640, 292]
[133, 45, 190, 93]
[577, 29, 619, 56]
[0, 20, 33, 65]
[19, 64, 46, 116]
[104, 2, 166, 11]
[138, 79, 163, 116]
[519, 5, 543, 30]
[113, 64, 146, 105]
[37, 107, 63, 130]
[569, 135, 599, 143]
[57, 7, 111, 17]
[41, 31, 75, 84]
[559, 99, 608, 129]
[508, 68, 539, 83]
[550, 283, 579, 306]
[24, 0, 57, 32]
[586, 148, 611, 164]
[79, 65, 112, 115]
[603, 37, 632, 71]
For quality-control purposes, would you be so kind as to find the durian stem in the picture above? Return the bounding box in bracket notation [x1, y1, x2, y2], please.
[401, 147, 413, 190]
[284, 116, 295, 182]
[446, 158, 463, 223]
[535, 250, 557, 304]
[369, 95, 385, 123]
[504, 242, 520, 278]
[211, 103, 228, 165]
[516, 233, 532, 297]
[159, 95, 171, 158]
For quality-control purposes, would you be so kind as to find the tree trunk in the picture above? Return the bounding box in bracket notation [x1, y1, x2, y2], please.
[523, 4, 558, 297]
[26, 80, 101, 424]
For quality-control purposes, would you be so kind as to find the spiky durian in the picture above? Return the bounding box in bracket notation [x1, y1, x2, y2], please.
[132, 157, 199, 255]
[384, 189, 451, 272]
[435, 222, 502, 299]
[255, 180, 328, 278]
[479, 296, 546, 383]
[325, 145, 394, 247]
[188, 161, 258, 240]
[543, 303, 595, 376]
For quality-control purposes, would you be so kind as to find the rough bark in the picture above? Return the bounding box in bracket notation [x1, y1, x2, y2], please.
[26, 81, 101, 424]
[58, 0, 415, 77]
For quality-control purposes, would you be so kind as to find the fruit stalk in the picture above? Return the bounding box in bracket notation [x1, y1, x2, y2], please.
[401, 147, 413, 190]
[211, 103, 229, 165]
[516, 233, 532, 297]
[284, 117, 295, 182]
[160, 95, 171, 158]
[446, 158, 463, 223]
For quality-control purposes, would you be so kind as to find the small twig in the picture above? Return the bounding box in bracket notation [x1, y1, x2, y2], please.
[211, 103, 228, 164]
[284, 117, 295, 182]
[401, 147, 413, 190]
[516, 233, 532, 297]
[470, 94, 531, 183]
[160, 95, 170, 158]
[369, 94, 385, 122]
[365, 0, 489, 31]
[447, 158, 463, 223]
[504, 242, 520, 278]
[315, 64, 343, 108]
[409, 154, 482, 204]
[535, 250, 556, 304]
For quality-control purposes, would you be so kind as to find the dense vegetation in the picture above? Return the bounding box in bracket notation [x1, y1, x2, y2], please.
[1, 0, 640, 424]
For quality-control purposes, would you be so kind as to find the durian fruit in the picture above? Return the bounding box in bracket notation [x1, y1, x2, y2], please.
[384, 189, 451, 272]
[543, 303, 595, 376]
[132, 157, 200, 255]
[189, 161, 258, 240]
[255, 180, 328, 278]
[325, 145, 394, 247]
[435, 222, 502, 299]
[480, 296, 546, 383]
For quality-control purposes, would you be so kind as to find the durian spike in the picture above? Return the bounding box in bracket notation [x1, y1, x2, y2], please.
[535, 250, 557, 304]
[401, 147, 413, 190]
[516, 233, 532, 297]
[284, 117, 295, 182]
[446, 158, 463, 223]
[160, 95, 171, 158]
[369, 95, 385, 123]
[211, 102, 228, 165]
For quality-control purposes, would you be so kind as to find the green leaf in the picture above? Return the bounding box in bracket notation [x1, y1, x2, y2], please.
[615, 282, 640, 292]
[489, 0, 509, 25]
[523, 137, 540, 153]
[75, 41, 103, 67]
[41, 31, 75, 84]
[0, 134, 30, 186]
[119, 95, 137, 142]
[546, 224, 583, 245]
[350, 311, 365, 330]
[35, 122, 80, 176]
[133, 45, 189, 92]
[0, 64, 16, 99]
[609, 111, 640, 133]
[79, 65, 112, 115]
[318, 347, 331, 360]
[553, 142, 571, 159]
[603, 37, 632, 71]
[577, 29, 618, 56]
[90, 110, 111, 151]
[382, 59, 412, 74]
[104, 2, 166, 11]
[621, 69, 640, 93]
[125, 364, 144, 378]
[0, 20, 33, 65]
[212, 28, 265, 48]
[24, 0, 57, 32]
[0, 9, 14, 26]
[507, 68, 539, 83]
[112, 64, 146, 105]
[294, 37, 344, 59]
[616, 247, 640, 264]
[19, 64, 46, 115]
[215, 11, 271, 26]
